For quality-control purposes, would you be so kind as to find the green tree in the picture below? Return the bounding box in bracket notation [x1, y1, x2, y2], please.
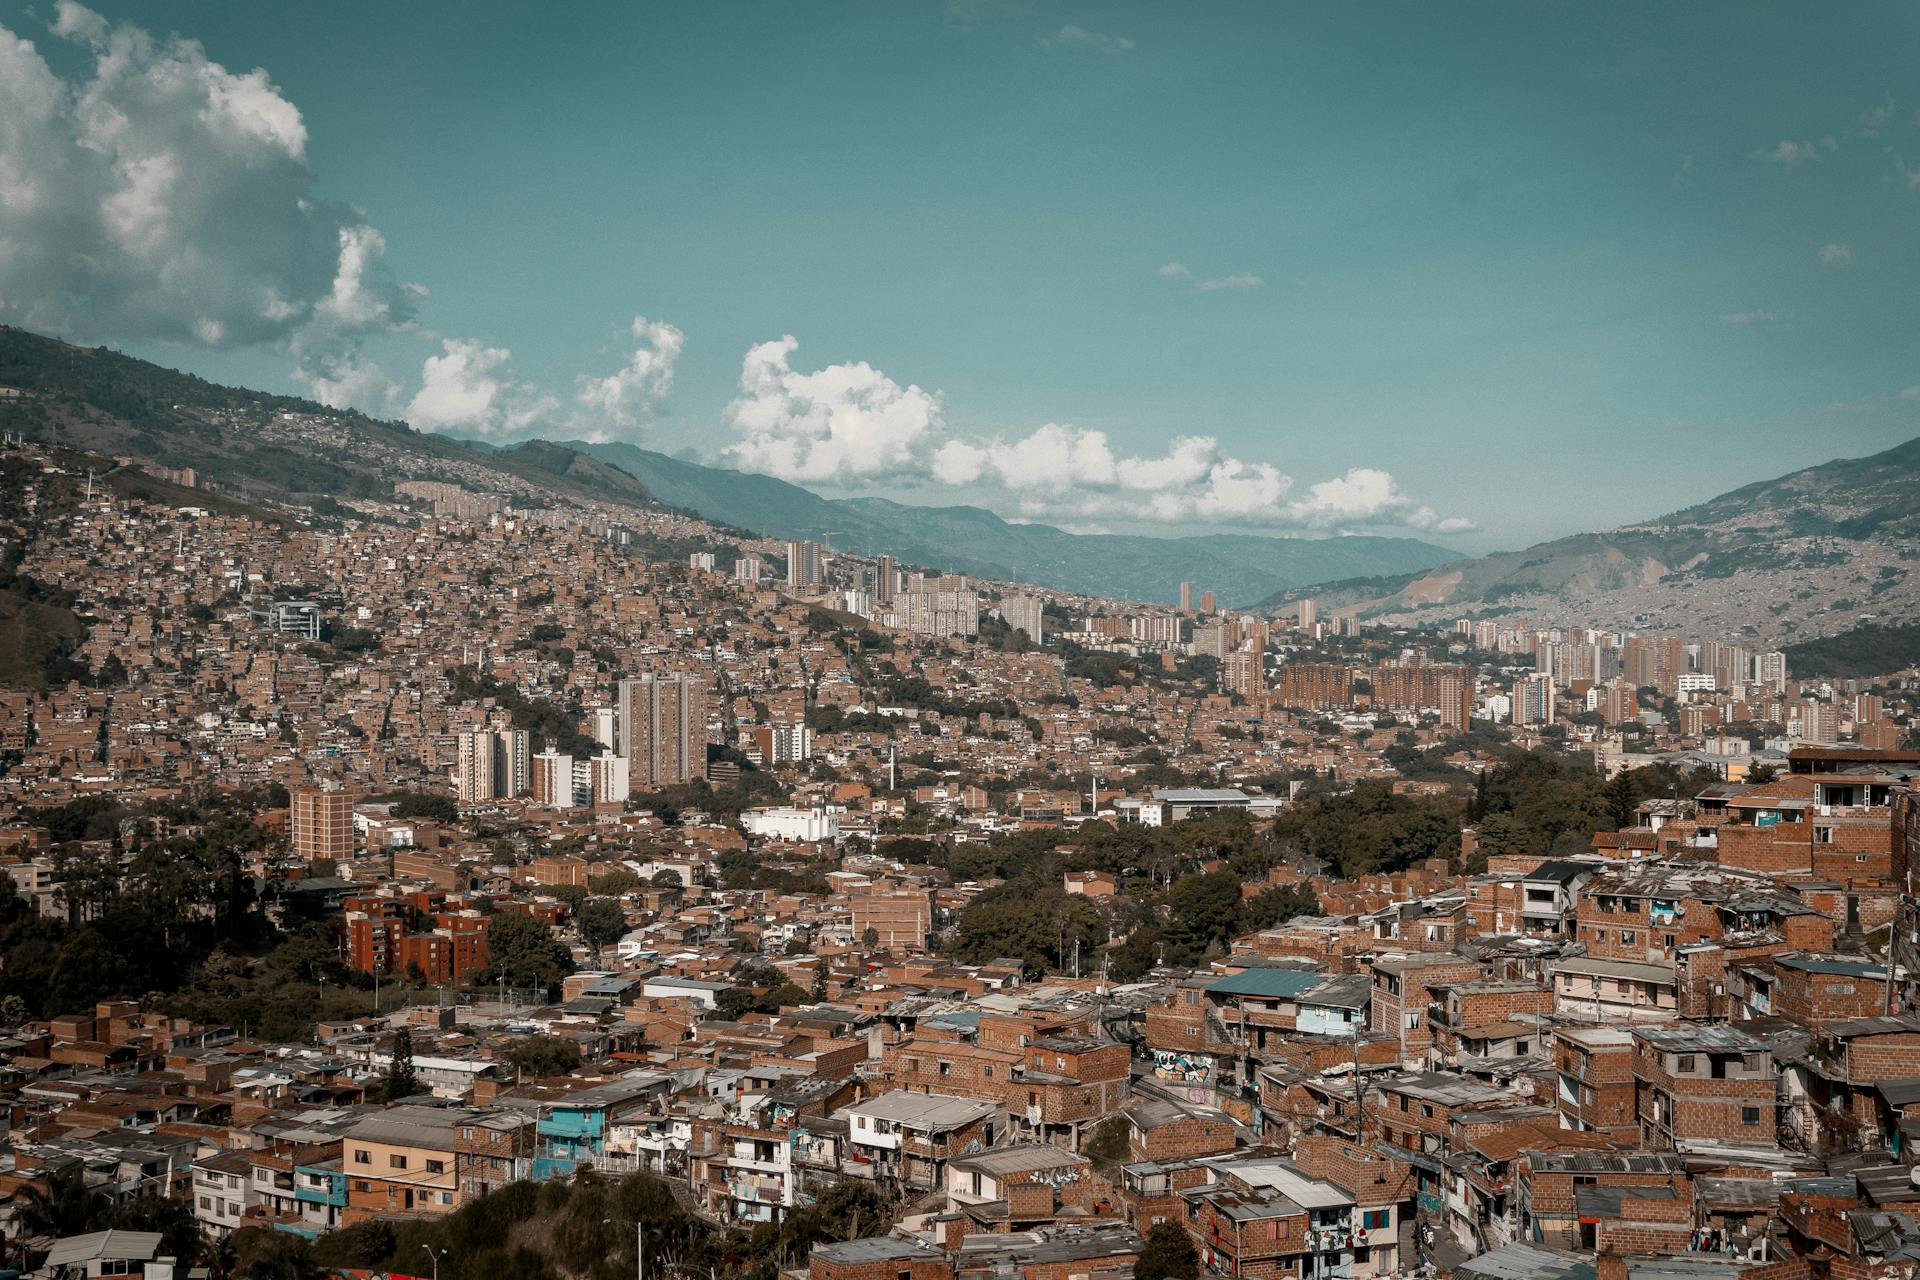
[1474, 812, 1533, 858]
[481, 912, 574, 993]
[384, 1026, 419, 1101]
[575, 898, 628, 953]
[1136, 1221, 1199, 1280]
[952, 884, 1104, 979]
[1242, 884, 1321, 931]
[1163, 872, 1243, 963]
[499, 1034, 584, 1078]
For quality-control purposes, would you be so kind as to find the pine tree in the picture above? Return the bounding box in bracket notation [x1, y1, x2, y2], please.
[384, 1025, 418, 1102]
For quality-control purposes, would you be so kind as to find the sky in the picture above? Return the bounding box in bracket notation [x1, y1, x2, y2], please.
[2, 1, 1918, 553]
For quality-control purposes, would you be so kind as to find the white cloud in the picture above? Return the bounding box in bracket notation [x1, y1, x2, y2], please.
[1719, 310, 1787, 328]
[0, 5, 683, 444]
[1901, 385, 1920, 400]
[0, 4, 418, 351]
[1859, 98, 1896, 137]
[406, 338, 556, 438]
[724, 336, 1470, 534]
[573, 316, 685, 439]
[1817, 242, 1853, 267]
[292, 351, 403, 418]
[1758, 139, 1823, 168]
[1116, 435, 1217, 491]
[1040, 24, 1134, 54]
[1156, 261, 1262, 292]
[725, 336, 945, 484]
[1891, 150, 1920, 192]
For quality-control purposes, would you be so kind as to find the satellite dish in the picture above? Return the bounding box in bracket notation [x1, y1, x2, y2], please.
[1909, 1166, 1920, 1189]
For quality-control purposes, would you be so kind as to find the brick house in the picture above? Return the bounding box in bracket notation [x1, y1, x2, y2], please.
[841, 1091, 1005, 1191]
[1370, 1072, 1516, 1156]
[1780, 1014, 1920, 1153]
[1551, 1026, 1637, 1136]
[1733, 952, 1897, 1024]
[1122, 1095, 1237, 1164]
[1515, 1151, 1688, 1250]
[1630, 1024, 1778, 1152]
[808, 1236, 949, 1280]
[1369, 954, 1486, 1066]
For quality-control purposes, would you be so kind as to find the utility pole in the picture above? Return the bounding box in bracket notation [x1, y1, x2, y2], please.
[1351, 1030, 1365, 1140]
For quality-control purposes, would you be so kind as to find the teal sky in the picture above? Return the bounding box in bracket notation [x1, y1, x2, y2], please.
[5, 1, 1920, 551]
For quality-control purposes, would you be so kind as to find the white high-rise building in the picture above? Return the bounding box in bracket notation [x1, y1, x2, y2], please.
[455, 729, 496, 803]
[531, 749, 574, 809]
[591, 754, 631, 806]
[1002, 594, 1045, 643]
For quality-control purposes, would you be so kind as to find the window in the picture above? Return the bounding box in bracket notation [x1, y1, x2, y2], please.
[938, 1061, 951, 1077]
[1420, 1104, 1434, 1119]
[461, 1128, 475, 1140]
[389, 1154, 408, 1169]
[199, 1196, 212, 1210]
[1676, 1055, 1697, 1073]
[353, 1150, 371, 1165]
[426, 1159, 445, 1174]
[1741, 1106, 1761, 1125]
[355, 1180, 371, 1192]
[1364, 1210, 1390, 1229]
[1621, 931, 1636, 946]
[983, 1066, 994, 1079]
[1813, 827, 1833, 845]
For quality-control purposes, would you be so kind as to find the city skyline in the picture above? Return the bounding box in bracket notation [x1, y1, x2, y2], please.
[2, 1, 1918, 555]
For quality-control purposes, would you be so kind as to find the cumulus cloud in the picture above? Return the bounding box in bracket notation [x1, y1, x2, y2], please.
[294, 351, 404, 418]
[1758, 139, 1824, 168]
[0, 5, 683, 443]
[573, 316, 685, 439]
[727, 336, 1472, 533]
[406, 338, 557, 438]
[725, 336, 945, 483]
[0, 4, 417, 353]
[1040, 24, 1134, 54]
[1817, 242, 1853, 267]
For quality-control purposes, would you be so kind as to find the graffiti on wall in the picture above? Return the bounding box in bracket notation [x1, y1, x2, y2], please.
[1153, 1049, 1212, 1082]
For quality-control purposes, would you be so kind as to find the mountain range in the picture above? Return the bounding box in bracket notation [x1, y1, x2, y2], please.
[554, 440, 1454, 606]
[0, 325, 1455, 607]
[1256, 436, 1920, 643]
[5, 324, 1914, 640]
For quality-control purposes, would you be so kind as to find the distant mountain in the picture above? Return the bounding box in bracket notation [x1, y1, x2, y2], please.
[1260, 436, 1920, 642]
[0, 326, 658, 514]
[565, 440, 1456, 606]
[0, 325, 1453, 608]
